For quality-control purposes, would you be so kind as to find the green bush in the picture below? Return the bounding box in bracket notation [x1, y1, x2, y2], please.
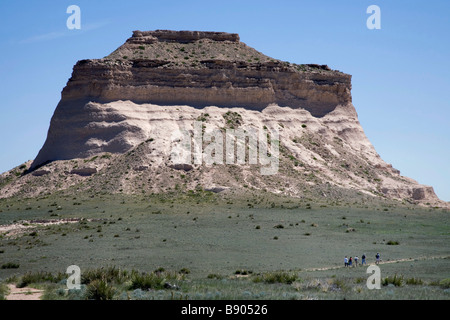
[81, 266, 129, 285]
[0, 283, 9, 300]
[85, 279, 116, 300]
[252, 271, 298, 284]
[1, 262, 19, 269]
[235, 269, 252, 276]
[382, 274, 404, 287]
[130, 271, 182, 291]
[439, 278, 450, 289]
[179, 268, 190, 275]
[386, 240, 399, 245]
[17, 271, 64, 288]
[406, 277, 423, 285]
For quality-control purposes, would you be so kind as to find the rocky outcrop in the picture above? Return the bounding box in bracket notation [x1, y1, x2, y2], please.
[7, 30, 439, 205]
[69, 168, 97, 176]
[31, 30, 352, 171]
[61, 57, 351, 116]
[129, 30, 240, 43]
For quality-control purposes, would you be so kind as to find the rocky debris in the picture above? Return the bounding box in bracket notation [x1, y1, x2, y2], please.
[69, 168, 97, 176]
[375, 163, 400, 175]
[204, 186, 229, 193]
[168, 163, 194, 172]
[134, 165, 149, 171]
[163, 282, 180, 290]
[381, 186, 439, 201]
[31, 169, 50, 177]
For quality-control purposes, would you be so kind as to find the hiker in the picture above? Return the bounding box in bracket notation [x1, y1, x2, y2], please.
[344, 256, 348, 267]
[354, 256, 359, 267]
[361, 253, 366, 265]
[349, 256, 352, 267]
[376, 252, 380, 265]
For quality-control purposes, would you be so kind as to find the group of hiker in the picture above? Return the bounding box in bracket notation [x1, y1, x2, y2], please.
[344, 252, 381, 267]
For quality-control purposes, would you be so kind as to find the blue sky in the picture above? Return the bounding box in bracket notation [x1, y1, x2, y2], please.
[0, 0, 449, 201]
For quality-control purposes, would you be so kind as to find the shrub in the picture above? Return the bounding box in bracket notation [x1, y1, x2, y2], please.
[130, 272, 164, 291]
[332, 278, 349, 291]
[130, 271, 182, 291]
[81, 266, 129, 285]
[406, 277, 423, 285]
[179, 268, 190, 275]
[0, 283, 9, 300]
[17, 271, 64, 288]
[252, 271, 298, 285]
[382, 274, 404, 287]
[439, 278, 450, 289]
[386, 240, 399, 245]
[235, 269, 252, 275]
[1, 262, 19, 269]
[85, 279, 116, 300]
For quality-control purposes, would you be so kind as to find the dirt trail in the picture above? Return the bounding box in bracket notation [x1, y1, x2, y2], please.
[0, 218, 84, 238]
[6, 284, 44, 300]
[303, 255, 449, 272]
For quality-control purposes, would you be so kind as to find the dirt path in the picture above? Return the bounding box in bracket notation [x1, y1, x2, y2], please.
[6, 284, 44, 300]
[0, 218, 84, 238]
[303, 255, 449, 272]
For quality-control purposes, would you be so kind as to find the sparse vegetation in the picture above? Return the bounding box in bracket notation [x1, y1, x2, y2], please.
[252, 271, 298, 285]
[0, 192, 448, 300]
[386, 240, 399, 245]
[1, 262, 19, 269]
[382, 274, 404, 287]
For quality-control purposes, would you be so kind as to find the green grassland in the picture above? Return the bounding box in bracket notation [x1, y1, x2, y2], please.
[0, 190, 449, 300]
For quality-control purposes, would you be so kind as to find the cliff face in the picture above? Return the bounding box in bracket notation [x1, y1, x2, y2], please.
[62, 58, 351, 116]
[61, 29, 351, 116]
[2, 30, 440, 205]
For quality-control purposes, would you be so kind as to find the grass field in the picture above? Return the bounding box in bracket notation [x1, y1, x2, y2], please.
[0, 190, 449, 300]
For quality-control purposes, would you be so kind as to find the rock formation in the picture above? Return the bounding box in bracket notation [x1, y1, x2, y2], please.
[0, 30, 443, 205]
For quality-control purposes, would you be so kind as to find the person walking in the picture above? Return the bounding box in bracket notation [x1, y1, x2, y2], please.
[376, 252, 380, 265]
[349, 256, 353, 267]
[361, 253, 366, 265]
[354, 256, 359, 267]
[344, 256, 348, 267]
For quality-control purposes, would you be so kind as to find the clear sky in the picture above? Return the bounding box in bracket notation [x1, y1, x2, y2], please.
[0, 0, 449, 201]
